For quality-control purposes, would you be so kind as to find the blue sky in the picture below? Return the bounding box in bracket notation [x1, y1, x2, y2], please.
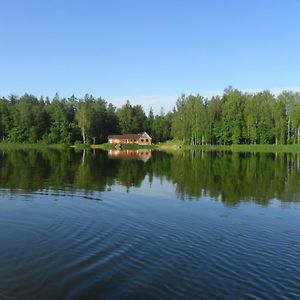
[1, 0, 300, 113]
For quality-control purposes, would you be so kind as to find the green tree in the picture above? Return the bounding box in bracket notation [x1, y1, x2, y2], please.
[117, 100, 133, 134]
[75, 96, 94, 144]
[145, 107, 154, 135]
[152, 112, 172, 142]
[273, 97, 287, 144]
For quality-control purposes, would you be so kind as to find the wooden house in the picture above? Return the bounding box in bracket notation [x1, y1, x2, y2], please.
[108, 132, 152, 145]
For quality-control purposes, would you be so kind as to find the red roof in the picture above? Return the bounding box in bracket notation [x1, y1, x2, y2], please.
[108, 134, 142, 140]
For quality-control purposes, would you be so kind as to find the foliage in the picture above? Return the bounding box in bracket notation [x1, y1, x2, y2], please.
[1, 87, 300, 145]
[171, 88, 300, 145]
[116, 100, 147, 134]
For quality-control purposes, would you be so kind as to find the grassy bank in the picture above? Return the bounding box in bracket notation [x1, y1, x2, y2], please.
[187, 144, 300, 153]
[219, 144, 300, 153]
[90, 143, 115, 150]
[3, 142, 300, 153]
[0, 143, 69, 150]
[91, 143, 157, 150]
[157, 141, 300, 153]
[120, 144, 157, 150]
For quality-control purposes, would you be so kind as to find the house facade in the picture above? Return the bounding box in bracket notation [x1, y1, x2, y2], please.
[108, 132, 152, 145]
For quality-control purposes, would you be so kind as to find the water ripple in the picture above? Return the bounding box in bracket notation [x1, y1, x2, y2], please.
[0, 190, 300, 299]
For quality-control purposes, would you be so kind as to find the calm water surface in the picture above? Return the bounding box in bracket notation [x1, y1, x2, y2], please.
[0, 149, 300, 299]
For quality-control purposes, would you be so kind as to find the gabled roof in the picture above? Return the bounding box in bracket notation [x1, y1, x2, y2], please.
[108, 134, 141, 140]
[141, 132, 151, 139]
[108, 132, 152, 140]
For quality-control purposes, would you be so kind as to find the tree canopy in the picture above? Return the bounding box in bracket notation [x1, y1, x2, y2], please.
[1, 87, 300, 145]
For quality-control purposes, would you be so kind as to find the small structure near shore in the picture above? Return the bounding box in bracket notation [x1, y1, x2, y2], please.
[108, 132, 152, 146]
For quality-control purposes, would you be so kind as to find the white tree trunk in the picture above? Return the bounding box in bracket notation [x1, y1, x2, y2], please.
[288, 118, 290, 141]
[82, 127, 86, 145]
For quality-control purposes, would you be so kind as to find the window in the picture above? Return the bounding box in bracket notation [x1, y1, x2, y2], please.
[145, 139, 149, 142]
[141, 139, 144, 142]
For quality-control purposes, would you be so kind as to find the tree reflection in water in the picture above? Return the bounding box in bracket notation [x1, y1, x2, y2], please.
[0, 149, 299, 206]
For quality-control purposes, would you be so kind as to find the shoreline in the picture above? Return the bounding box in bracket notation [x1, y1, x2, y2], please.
[1, 142, 300, 153]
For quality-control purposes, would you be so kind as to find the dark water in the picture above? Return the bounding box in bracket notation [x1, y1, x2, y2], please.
[0, 149, 300, 299]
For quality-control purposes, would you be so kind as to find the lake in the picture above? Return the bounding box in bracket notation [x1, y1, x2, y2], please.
[0, 149, 300, 299]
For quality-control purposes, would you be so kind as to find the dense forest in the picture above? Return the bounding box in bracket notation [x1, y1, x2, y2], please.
[0, 93, 171, 144]
[1, 87, 300, 145]
[172, 87, 300, 145]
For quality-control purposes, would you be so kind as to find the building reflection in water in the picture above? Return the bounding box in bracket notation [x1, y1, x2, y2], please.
[108, 150, 152, 162]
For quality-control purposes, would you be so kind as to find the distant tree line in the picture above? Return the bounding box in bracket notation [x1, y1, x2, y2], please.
[0, 93, 171, 144]
[1, 87, 300, 145]
[172, 87, 300, 145]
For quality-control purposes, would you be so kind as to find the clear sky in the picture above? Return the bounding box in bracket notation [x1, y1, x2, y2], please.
[1, 0, 300, 113]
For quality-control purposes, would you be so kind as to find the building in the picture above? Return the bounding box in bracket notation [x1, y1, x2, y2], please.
[108, 132, 152, 145]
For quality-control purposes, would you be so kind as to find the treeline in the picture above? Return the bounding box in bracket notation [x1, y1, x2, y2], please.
[1, 87, 300, 145]
[172, 87, 300, 145]
[0, 94, 171, 144]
